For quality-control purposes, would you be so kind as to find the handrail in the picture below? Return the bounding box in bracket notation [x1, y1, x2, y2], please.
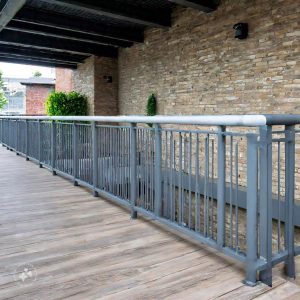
[1, 114, 300, 126]
[0, 114, 269, 126]
[0, 115, 298, 287]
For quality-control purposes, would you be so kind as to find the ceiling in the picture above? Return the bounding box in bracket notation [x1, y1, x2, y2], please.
[0, 0, 219, 69]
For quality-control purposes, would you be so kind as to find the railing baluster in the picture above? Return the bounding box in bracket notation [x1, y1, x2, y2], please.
[92, 121, 99, 197]
[179, 132, 183, 225]
[25, 119, 29, 161]
[204, 135, 208, 235]
[235, 141, 239, 251]
[170, 132, 174, 221]
[73, 122, 78, 186]
[211, 139, 215, 238]
[188, 132, 192, 229]
[163, 130, 168, 218]
[51, 121, 56, 175]
[0, 119, 2, 144]
[16, 119, 19, 154]
[217, 126, 226, 248]
[259, 125, 273, 286]
[230, 136, 233, 247]
[195, 133, 200, 232]
[284, 125, 296, 278]
[130, 123, 137, 219]
[38, 120, 43, 168]
[245, 133, 259, 286]
[277, 141, 281, 253]
[154, 124, 162, 217]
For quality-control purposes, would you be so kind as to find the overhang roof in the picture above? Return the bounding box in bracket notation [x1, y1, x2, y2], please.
[20, 77, 55, 86]
[0, 0, 219, 69]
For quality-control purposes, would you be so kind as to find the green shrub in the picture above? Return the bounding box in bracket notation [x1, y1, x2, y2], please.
[146, 93, 156, 117]
[46, 91, 88, 116]
[146, 93, 157, 127]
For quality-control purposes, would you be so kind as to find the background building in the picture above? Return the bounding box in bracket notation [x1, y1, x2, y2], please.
[20, 77, 55, 115]
[2, 77, 26, 115]
[1, 77, 55, 115]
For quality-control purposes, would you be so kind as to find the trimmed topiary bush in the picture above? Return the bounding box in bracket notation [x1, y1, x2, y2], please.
[46, 91, 88, 116]
[146, 93, 157, 127]
[146, 93, 156, 117]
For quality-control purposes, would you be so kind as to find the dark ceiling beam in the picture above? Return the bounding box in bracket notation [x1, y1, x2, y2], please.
[14, 7, 144, 43]
[168, 0, 218, 12]
[7, 20, 133, 48]
[0, 0, 26, 31]
[0, 44, 88, 62]
[0, 56, 77, 69]
[0, 29, 118, 57]
[42, 0, 171, 27]
[0, 45, 88, 64]
[1, 53, 78, 66]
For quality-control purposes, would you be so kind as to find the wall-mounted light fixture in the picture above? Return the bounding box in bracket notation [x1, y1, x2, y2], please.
[233, 23, 248, 39]
[103, 75, 112, 83]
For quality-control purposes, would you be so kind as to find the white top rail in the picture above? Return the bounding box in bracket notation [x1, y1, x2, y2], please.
[0, 114, 267, 126]
[1, 114, 300, 126]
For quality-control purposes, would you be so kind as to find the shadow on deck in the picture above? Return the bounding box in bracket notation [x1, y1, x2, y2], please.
[0, 146, 299, 300]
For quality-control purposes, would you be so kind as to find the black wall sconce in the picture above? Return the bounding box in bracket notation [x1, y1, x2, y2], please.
[233, 23, 248, 39]
[103, 75, 113, 83]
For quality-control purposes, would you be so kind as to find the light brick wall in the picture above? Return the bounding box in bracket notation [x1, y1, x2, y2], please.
[117, 0, 300, 205]
[118, 0, 300, 116]
[73, 56, 95, 115]
[25, 84, 54, 115]
[94, 56, 118, 116]
[71, 56, 118, 115]
[55, 68, 73, 92]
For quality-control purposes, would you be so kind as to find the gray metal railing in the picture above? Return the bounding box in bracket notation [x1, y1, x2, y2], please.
[0, 114, 299, 286]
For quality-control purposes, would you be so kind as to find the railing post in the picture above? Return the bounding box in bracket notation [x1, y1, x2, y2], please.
[7, 119, 10, 150]
[0, 119, 3, 145]
[73, 122, 78, 186]
[38, 120, 43, 168]
[217, 125, 226, 248]
[245, 133, 259, 286]
[154, 124, 162, 217]
[284, 125, 296, 278]
[25, 119, 29, 161]
[92, 121, 99, 197]
[51, 121, 57, 175]
[16, 119, 19, 155]
[130, 123, 137, 219]
[259, 125, 273, 286]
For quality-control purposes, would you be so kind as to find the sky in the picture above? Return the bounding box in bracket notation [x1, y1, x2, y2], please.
[0, 62, 55, 79]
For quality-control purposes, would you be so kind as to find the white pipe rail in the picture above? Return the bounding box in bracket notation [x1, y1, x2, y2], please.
[0, 114, 267, 126]
[1, 114, 300, 126]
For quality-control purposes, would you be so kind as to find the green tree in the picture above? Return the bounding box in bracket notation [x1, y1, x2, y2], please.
[0, 70, 8, 110]
[33, 71, 42, 77]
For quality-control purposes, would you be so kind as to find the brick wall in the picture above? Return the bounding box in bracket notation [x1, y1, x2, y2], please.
[71, 56, 118, 115]
[117, 0, 300, 202]
[65, 0, 300, 245]
[94, 56, 118, 115]
[73, 56, 95, 114]
[55, 68, 73, 92]
[118, 0, 300, 116]
[25, 84, 54, 115]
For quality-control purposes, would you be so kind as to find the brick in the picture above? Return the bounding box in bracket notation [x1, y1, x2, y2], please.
[25, 85, 54, 115]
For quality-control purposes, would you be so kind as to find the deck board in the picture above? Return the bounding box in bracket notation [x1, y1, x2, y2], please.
[0, 147, 299, 300]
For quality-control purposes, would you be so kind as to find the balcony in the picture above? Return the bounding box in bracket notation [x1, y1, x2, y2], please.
[0, 115, 300, 299]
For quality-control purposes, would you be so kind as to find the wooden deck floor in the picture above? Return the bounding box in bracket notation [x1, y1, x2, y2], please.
[0, 147, 300, 300]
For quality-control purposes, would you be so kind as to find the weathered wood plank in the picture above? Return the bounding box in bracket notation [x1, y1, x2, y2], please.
[0, 147, 298, 299]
